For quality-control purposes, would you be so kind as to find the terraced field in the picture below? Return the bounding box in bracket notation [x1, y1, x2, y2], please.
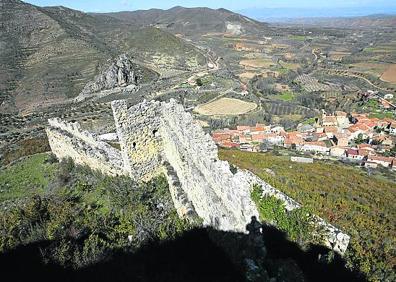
[263, 101, 312, 116]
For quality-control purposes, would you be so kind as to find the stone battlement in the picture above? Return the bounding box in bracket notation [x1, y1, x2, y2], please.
[46, 99, 350, 254]
[48, 118, 99, 147]
[46, 118, 126, 177]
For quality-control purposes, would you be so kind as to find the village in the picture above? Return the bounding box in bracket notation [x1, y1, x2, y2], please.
[212, 111, 396, 170]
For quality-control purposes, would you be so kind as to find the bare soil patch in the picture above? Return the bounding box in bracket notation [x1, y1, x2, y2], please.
[381, 64, 396, 83]
[240, 59, 275, 69]
[194, 98, 257, 116]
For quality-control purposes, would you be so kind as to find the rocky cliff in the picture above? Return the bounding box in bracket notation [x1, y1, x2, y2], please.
[74, 55, 159, 102]
[80, 55, 158, 95]
[0, 0, 204, 113]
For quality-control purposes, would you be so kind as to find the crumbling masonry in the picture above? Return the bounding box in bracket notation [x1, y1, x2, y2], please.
[46, 99, 350, 254]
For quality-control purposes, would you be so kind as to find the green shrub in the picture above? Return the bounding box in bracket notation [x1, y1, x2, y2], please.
[221, 149, 396, 281]
[0, 154, 193, 268]
[251, 184, 315, 245]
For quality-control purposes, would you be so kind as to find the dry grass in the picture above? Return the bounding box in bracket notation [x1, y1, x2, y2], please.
[279, 61, 300, 71]
[329, 51, 351, 61]
[194, 97, 257, 116]
[239, 72, 258, 80]
[381, 64, 396, 83]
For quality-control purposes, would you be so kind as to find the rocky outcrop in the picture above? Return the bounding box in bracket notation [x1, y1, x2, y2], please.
[81, 55, 142, 94]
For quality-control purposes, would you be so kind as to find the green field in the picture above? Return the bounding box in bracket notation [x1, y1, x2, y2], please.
[0, 154, 59, 201]
[368, 112, 395, 119]
[219, 149, 396, 282]
[274, 91, 295, 101]
[289, 35, 308, 42]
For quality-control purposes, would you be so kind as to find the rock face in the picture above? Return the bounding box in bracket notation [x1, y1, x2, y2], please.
[46, 99, 350, 255]
[81, 55, 144, 94]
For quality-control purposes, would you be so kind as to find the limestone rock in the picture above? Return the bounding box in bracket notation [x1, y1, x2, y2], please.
[81, 54, 144, 94]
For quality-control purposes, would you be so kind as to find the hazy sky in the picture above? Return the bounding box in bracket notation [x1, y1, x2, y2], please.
[25, 0, 396, 13]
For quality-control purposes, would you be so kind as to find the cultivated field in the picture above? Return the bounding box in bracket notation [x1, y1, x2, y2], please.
[381, 64, 396, 83]
[350, 63, 389, 78]
[240, 59, 275, 69]
[329, 51, 351, 61]
[295, 74, 338, 92]
[194, 97, 257, 116]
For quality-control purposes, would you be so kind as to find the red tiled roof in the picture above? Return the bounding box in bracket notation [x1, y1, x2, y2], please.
[358, 144, 374, 151]
[252, 134, 265, 142]
[220, 141, 240, 148]
[347, 149, 359, 156]
[251, 127, 265, 132]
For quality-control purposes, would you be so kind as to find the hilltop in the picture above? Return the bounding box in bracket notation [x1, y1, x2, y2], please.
[0, 0, 206, 113]
[97, 6, 268, 36]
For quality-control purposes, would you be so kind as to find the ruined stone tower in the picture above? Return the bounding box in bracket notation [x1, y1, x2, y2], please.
[46, 99, 350, 254]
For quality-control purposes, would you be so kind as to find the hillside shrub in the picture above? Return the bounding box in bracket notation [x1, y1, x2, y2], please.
[251, 184, 315, 246]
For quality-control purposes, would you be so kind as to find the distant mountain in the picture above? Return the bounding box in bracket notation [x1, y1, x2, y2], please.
[273, 14, 396, 29]
[98, 6, 268, 36]
[239, 7, 396, 22]
[0, 0, 205, 113]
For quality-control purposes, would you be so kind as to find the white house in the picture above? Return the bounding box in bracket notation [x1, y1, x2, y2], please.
[299, 142, 329, 155]
[366, 156, 394, 167]
[330, 147, 346, 157]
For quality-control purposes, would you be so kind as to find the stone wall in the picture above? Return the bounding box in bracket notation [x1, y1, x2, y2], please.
[160, 101, 258, 232]
[46, 99, 350, 255]
[109, 99, 350, 254]
[111, 100, 164, 181]
[46, 118, 126, 177]
[240, 170, 350, 254]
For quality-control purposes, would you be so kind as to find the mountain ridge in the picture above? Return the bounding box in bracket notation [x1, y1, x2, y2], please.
[0, 1, 206, 113]
[94, 6, 268, 36]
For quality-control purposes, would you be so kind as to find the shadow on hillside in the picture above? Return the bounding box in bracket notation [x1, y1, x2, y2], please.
[259, 225, 366, 282]
[0, 227, 366, 282]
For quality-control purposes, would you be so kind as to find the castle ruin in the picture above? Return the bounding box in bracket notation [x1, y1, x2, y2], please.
[46, 99, 350, 254]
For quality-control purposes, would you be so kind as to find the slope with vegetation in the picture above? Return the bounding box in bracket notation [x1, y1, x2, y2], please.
[100, 6, 268, 36]
[0, 153, 364, 282]
[0, 0, 206, 113]
[0, 153, 192, 268]
[220, 149, 396, 282]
